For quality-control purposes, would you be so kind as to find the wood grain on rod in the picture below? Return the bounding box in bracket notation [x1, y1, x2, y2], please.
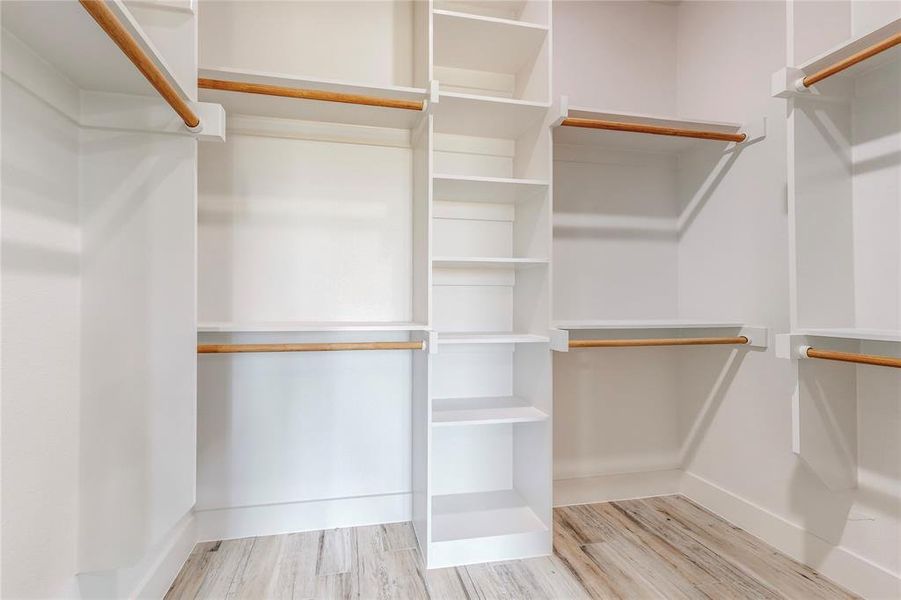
[198, 341, 426, 354]
[569, 336, 749, 348]
[803, 32, 901, 87]
[198, 78, 425, 111]
[561, 118, 747, 143]
[805, 347, 901, 369]
[79, 0, 200, 128]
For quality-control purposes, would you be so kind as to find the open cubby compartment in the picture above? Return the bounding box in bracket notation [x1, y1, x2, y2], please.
[199, 0, 429, 89]
[552, 141, 680, 322]
[790, 55, 900, 336]
[427, 343, 552, 568]
[434, 0, 550, 26]
[197, 112, 432, 330]
[433, 7, 550, 101]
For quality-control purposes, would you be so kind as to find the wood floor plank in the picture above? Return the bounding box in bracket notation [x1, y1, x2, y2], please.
[553, 508, 633, 598]
[422, 566, 476, 600]
[164, 544, 214, 600]
[646, 496, 860, 600]
[465, 558, 587, 600]
[226, 535, 285, 599]
[315, 528, 356, 576]
[191, 538, 255, 600]
[611, 499, 785, 599]
[357, 547, 430, 600]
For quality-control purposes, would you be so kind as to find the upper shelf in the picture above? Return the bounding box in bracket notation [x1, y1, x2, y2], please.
[554, 103, 752, 154]
[2, 0, 190, 99]
[197, 66, 429, 129]
[792, 328, 901, 344]
[553, 320, 768, 350]
[433, 92, 549, 138]
[433, 174, 549, 204]
[434, 0, 542, 25]
[433, 9, 548, 75]
[198, 321, 429, 333]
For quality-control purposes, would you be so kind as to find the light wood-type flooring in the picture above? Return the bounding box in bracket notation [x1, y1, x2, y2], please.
[165, 495, 858, 599]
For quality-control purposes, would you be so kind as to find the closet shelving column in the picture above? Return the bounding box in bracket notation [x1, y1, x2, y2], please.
[772, 17, 901, 491]
[416, 0, 554, 569]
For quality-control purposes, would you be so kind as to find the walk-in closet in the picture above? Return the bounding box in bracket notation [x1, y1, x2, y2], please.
[2, 1, 899, 599]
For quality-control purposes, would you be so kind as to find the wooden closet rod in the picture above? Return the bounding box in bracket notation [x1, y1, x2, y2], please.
[570, 336, 749, 348]
[198, 341, 426, 354]
[560, 118, 747, 143]
[803, 347, 901, 369]
[79, 0, 200, 129]
[197, 78, 425, 111]
[802, 32, 901, 87]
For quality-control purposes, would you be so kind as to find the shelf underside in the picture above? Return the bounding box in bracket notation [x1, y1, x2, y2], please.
[794, 328, 901, 344]
[197, 321, 429, 333]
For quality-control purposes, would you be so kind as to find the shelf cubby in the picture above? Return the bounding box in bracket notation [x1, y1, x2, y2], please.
[433, 8, 550, 102]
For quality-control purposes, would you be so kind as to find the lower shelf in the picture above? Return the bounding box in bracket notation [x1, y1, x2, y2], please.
[429, 489, 550, 568]
[431, 489, 547, 543]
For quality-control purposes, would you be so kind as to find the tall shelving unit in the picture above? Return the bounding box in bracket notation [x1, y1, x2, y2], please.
[772, 16, 901, 491]
[415, 0, 555, 569]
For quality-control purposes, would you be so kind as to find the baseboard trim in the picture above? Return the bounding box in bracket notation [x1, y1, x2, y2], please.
[195, 492, 412, 543]
[133, 513, 197, 599]
[554, 469, 683, 507]
[681, 472, 901, 600]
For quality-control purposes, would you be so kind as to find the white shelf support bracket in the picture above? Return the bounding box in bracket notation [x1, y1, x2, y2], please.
[425, 80, 440, 114]
[551, 95, 568, 127]
[738, 326, 768, 349]
[740, 117, 766, 145]
[771, 67, 808, 98]
[193, 102, 226, 142]
[427, 331, 439, 355]
[549, 328, 569, 352]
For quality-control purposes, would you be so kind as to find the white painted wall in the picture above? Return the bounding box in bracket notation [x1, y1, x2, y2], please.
[1, 64, 81, 600]
[198, 1, 415, 87]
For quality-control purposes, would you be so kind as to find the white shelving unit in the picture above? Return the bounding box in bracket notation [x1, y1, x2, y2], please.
[771, 16, 901, 492]
[414, 0, 554, 570]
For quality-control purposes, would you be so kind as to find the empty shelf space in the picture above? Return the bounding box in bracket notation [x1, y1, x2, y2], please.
[197, 66, 428, 129]
[435, 92, 550, 138]
[431, 489, 547, 543]
[433, 257, 548, 269]
[197, 321, 429, 333]
[433, 175, 549, 204]
[437, 332, 550, 345]
[555, 106, 746, 153]
[433, 10, 548, 76]
[432, 396, 548, 426]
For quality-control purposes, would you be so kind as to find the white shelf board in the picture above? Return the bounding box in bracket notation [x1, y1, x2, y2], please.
[433, 257, 549, 269]
[554, 319, 748, 331]
[433, 174, 549, 204]
[797, 18, 901, 83]
[2, 0, 188, 98]
[437, 332, 550, 345]
[794, 328, 901, 344]
[198, 66, 428, 129]
[433, 9, 548, 75]
[432, 397, 548, 426]
[434, 92, 550, 138]
[431, 489, 547, 543]
[555, 106, 744, 154]
[197, 321, 429, 333]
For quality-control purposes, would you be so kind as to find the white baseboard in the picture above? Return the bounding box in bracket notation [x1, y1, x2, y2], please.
[554, 469, 683, 507]
[77, 512, 197, 599]
[195, 492, 412, 543]
[682, 472, 901, 600]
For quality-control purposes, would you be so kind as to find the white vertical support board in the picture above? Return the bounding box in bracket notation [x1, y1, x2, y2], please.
[413, 116, 433, 326]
